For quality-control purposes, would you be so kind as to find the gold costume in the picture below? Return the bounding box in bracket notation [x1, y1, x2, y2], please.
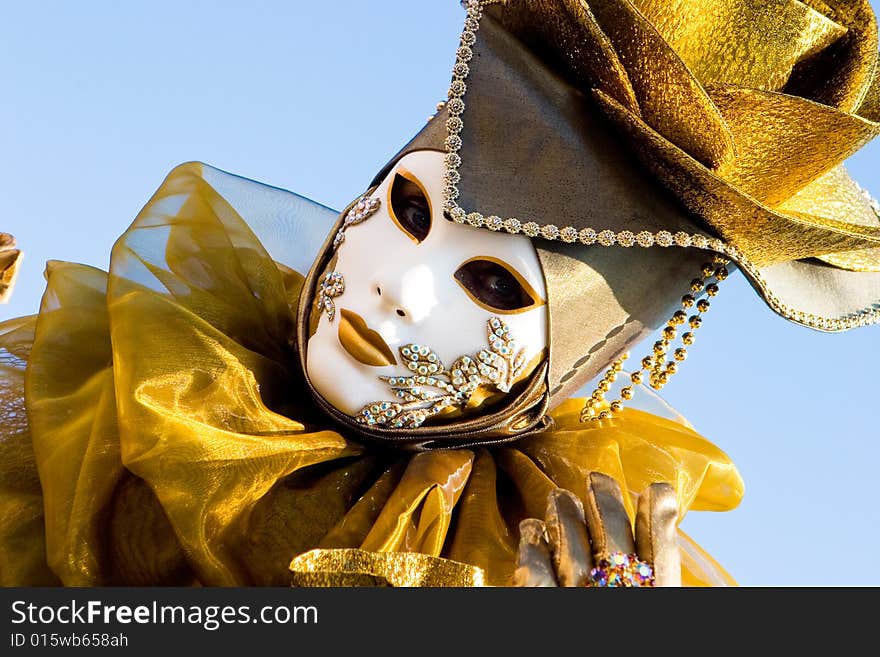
[3, 0, 879, 587]
[0, 233, 21, 304]
[0, 164, 740, 587]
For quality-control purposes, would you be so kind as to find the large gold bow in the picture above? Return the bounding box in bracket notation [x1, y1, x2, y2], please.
[496, 0, 880, 271]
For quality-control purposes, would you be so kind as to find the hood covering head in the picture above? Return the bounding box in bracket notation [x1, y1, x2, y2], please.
[299, 0, 880, 447]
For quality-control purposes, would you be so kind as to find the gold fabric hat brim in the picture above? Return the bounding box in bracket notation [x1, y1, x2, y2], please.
[483, 0, 880, 266]
[435, 1, 880, 335]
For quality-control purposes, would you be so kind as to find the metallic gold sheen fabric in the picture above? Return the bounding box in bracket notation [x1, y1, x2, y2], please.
[0, 232, 21, 304]
[290, 549, 486, 587]
[593, 89, 880, 265]
[285, 402, 744, 586]
[859, 65, 880, 121]
[27, 262, 123, 586]
[709, 87, 878, 207]
[0, 316, 59, 585]
[451, 0, 880, 324]
[487, 0, 880, 263]
[0, 164, 742, 586]
[784, 0, 879, 114]
[632, 0, 847, 91]
[585, 0, 736, 168]
[778, 165, 880, 271]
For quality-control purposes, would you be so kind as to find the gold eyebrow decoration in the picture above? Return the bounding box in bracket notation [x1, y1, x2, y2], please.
[454, 255, 546, 315]
[387, 167, 433, 243]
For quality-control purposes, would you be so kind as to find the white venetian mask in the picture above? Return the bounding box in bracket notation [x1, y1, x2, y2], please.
[306, 150, 548, 428]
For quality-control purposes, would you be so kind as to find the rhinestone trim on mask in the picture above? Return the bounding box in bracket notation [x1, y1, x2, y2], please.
[333, 194, 381, 251]
[316, 271, 345, 322]
[356, 316, 526, 429]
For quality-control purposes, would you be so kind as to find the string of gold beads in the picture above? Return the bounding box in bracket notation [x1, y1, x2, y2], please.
[579, 353, 630, 421]
[579, 257, 729, 423]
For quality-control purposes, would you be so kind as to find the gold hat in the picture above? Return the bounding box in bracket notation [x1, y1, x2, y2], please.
[388, 0, 880, 396]
[299, 0, 880, 445]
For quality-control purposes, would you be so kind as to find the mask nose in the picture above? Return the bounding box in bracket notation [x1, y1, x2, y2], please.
[373, 264, 438, 323]
[374, 283, 408, 318]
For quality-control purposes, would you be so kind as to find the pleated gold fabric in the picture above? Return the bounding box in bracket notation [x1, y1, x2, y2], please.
[0, 164, 743, 587]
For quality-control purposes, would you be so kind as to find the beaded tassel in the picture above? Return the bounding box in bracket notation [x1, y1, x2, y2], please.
[580, 257, 729, 423]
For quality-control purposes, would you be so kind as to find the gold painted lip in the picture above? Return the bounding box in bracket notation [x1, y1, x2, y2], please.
[338, 308, 397, 367]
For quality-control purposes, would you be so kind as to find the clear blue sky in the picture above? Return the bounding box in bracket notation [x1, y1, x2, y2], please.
[2, 1, 878, 586]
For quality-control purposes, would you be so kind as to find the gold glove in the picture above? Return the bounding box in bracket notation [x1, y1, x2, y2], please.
[513, 472, 680, 587]
[0, 232, 21, 303]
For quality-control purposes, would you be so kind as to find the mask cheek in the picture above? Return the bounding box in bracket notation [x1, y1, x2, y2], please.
[419, 260, 548, 381]
[497, 305, 549, 386]
[424, 299, 547, 384]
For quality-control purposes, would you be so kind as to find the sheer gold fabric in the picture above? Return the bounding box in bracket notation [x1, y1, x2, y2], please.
[0, 164, 742, 586]
[0, 315, 58, 585]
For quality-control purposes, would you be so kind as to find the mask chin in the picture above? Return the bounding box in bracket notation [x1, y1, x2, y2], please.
[297, 150, 551, 449]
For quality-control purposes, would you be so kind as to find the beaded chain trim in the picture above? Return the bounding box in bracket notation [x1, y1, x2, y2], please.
[579, 256, 728, 422]
[440, 1, 880, 336]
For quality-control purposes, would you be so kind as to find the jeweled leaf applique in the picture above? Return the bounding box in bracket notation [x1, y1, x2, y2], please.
[356, 317, 527, 429]
[316, 271, 345, 321]
[332, 194, 381, 250]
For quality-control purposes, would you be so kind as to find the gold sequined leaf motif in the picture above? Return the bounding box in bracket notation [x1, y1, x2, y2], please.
[356, 317, 526, 429]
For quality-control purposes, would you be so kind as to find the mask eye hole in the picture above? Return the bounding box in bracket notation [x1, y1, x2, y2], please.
[388, 171, 431, 243]
[454, 257, 540, 314]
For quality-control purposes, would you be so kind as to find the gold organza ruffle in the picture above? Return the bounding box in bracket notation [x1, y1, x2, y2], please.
[0, 164, 742, 587]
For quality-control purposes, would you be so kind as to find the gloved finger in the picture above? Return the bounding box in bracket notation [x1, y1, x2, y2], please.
[544, 488, 593, 586]
[583, 471, 636, 557]
[513, 518, 558, 587]
[635, 482, 681, 587]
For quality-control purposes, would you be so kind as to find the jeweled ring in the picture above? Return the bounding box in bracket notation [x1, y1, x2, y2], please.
[587, 552, 655, 587]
